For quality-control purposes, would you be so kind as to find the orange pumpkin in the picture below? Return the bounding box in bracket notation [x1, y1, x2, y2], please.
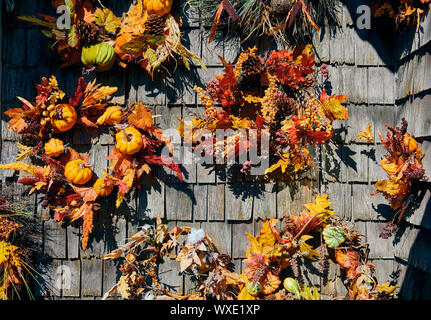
[115, 127, 143, 155]
[93, 177, 114, 197]
[144, 0, 173, 16]
[65, 159, 93, 185]
[50, 104, 77, 132]
[44, 138, 65, 157]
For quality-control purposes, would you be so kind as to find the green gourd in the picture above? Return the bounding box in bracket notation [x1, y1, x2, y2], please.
[81, 42, 115, 72]
[246, 281, 261, 296]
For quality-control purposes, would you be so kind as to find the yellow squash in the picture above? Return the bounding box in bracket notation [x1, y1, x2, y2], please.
[115, 127, 143, 155]
[97, 106, 123, 126]
[65, 159, 93, 185]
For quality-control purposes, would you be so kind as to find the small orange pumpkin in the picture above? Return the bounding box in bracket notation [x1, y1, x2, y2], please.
[403, 135, 418, 153]
[144, 0, 173, 16]
[93, 177, 114, 197]
[65, 159, 93, 185]
[115, 127, 143, 155]
[50, 104, 77, 132]
[44, 138, 65, 157]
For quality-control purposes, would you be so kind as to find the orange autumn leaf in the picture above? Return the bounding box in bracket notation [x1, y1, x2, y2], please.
[319, 89, 348, 121]
[128, 102, 153, 130]
[81, 203, 94, 250]
[107, 147, 134, 177]
[4, 108, 28, 133]
[335, 250, 361, 279]
[70, 184, 98, 202]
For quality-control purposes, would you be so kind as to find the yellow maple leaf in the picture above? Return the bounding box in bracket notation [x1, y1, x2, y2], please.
[265, 155, 290, 175]
[94, 8, 121, 33]
[377, 281, 398, 295]
[357, 123, 374, 143]
[375, 178, 403, 196]
[29, 181, 47, 194]
[298, 235, 320, 260]
[319, 89, 348, 121]
[304, 194, 335, 217]
[243, 95, 261, 104]
[300, 284, 321, 300]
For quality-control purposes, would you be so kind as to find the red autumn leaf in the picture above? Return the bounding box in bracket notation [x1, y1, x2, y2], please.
[144, 155, 183, 181]
[216, 62, 237, 91]
[77, 115, 98, 128]
[69, 77, 87, 107]
[35, 77, 51, 106]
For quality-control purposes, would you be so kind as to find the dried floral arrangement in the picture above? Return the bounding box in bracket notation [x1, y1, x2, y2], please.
[19, 0, 205, 76]
[0, 76, 181, 250]
[102, 195, 398, 300]
[0, 195, 40, 300]
[186, 0, 340, 45]
[372, 0, 431, 31]
[178, 45, 348, 179]
[372, 118, 427, 238]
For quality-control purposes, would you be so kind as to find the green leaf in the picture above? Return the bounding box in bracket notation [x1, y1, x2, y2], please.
[146, 48, 158, 68]
[120, 41, 146, 56]
[67, 24, 79, 48]
[322, 225, 347, 248]
[18, 16, 56, 29]
[146, 35, 165, 46]
[41, 29, 54, 38]
[65, 0, 75, 16]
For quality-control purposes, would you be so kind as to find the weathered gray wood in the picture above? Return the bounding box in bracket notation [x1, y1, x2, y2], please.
[225, 183, 253, 221]
[231, 222, 254, 259]
[67, 225, 80, 260]
[367, 221, 397, 259]
[193, 184, 207, 221]
[207, 184, 225, 221]
[34, 258, 62, 297]
[165, 183, 193, 221]
[322, 183, 352, 220]
[137, 180, 165, 220]
[346, 144, 369, 182]
[158, 257, 183, 295]
[44, 219, 67, 259]
[253, 183, 277, 220]
[62, 260, 81, 297]
[81, 259, 103, 297]
[201, 221, 231, 255]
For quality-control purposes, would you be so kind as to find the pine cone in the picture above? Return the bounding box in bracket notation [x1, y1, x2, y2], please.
[284, 217, 296, 231]
[144, 14, 165, 37]
[76, 20, 100, 45]
[241, 54, 265, 81]
[301, 76, 316, 89]
[347, 232, 362, 247]
[274, 91, 297, 116]
[217, 254, 232, 268]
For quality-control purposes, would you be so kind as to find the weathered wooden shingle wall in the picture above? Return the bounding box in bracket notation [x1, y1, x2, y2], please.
[1, 1, 430, 299]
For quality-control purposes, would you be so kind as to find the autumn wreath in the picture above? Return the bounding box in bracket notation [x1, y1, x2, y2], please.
[19, 0, 206, 76]
[0, 76, 182, 250]
[178, 45, 348, 179]
[102, 195, 398, 300]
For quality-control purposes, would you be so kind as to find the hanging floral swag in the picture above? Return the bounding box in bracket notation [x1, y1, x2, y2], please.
[19, 0, 206, 76]
[102, 194, 398, 300]
[372, 0, 431, 31]
[178, 45, 348, 179]
[0, 76, 182, 250]
[372, 119, 427, 238]
[186, 0, 340, 45]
